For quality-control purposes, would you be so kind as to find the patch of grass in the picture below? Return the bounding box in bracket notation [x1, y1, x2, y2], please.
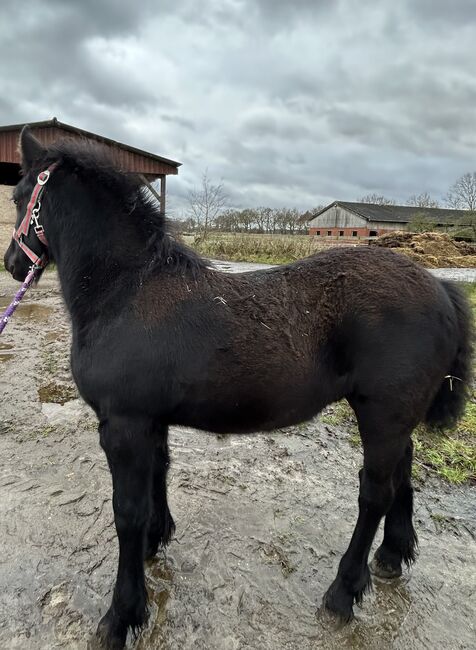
[349, 433, 361, 448]
[411, 462, 424, 482]
[460, 281, 476, 309]
[319, 395, 475, 485]
[320, 400, 356, 428]
[413, 401, 476, 484]
[320, 400, 361, 447]
[190, 233, 329, 265]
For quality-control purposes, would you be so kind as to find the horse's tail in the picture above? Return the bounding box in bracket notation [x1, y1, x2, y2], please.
[426, 281, 473, 428]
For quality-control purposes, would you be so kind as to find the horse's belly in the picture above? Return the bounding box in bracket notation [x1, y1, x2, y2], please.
[172, 383, 323, 434]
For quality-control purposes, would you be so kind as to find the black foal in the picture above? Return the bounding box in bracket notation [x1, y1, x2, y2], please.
[4, 128, 472, 648]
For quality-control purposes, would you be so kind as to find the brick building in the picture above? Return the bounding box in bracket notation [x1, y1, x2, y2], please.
[308, 201, 469, 240]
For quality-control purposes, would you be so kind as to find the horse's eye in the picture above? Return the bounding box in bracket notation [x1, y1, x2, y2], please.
[11, 197, 18, 206]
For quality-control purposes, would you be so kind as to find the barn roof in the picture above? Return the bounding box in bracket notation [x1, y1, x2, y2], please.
[0, 117, 181, 180]
[314, 201, 471, 225]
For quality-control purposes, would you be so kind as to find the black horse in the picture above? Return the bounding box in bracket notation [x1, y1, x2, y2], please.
[4, 127, 473, 649]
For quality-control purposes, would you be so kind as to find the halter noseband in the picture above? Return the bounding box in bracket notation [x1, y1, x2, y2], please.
[13, 163, 56, 269]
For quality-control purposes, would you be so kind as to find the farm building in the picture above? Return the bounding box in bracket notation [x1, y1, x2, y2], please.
[308, 201, 470, 240]
[0, 118, 181, 254]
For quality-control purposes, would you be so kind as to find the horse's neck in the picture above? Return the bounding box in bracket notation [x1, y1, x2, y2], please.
[49, 199, 181, 327]
[53, 225, 147, 327]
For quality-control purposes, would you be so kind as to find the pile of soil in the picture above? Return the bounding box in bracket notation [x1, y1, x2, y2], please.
[370, 231, 476, 268]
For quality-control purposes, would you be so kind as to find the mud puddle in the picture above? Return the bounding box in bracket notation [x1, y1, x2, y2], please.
[38, 381, 77, 405]
[0, 270, 475, 650]
[0, 300, 53, 322]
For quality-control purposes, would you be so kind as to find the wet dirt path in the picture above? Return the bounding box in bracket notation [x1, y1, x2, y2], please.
[0, 270, 475, 650]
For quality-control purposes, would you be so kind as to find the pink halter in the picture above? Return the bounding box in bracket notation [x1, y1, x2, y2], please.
[13, 163, 56, 269]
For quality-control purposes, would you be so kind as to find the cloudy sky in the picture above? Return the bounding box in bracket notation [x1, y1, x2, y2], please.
[1, 0, 476, 215]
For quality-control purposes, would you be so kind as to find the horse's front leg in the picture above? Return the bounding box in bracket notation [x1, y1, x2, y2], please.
[96, 415, 154, 649]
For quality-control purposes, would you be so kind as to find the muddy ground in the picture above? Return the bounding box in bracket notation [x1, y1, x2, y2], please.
[0, 267, 475, 650]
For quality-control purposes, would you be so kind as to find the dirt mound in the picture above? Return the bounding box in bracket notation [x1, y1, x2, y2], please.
[371, 231, 476, 268]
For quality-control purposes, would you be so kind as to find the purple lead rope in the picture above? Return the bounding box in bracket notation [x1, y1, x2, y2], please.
[0, 268, 38, 334]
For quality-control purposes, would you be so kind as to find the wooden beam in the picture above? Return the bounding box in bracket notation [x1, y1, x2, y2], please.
[160, 175, 166, 214]
[139, 174, 165, 213]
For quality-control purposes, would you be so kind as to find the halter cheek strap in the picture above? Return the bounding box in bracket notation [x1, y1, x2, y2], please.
[1, 164, 56, 335]
[13, 163, 56, 269]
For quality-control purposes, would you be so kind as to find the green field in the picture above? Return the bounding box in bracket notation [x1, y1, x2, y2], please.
[188, 232, 334, 264]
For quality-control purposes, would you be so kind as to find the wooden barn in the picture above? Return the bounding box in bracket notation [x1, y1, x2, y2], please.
[0, 117, 181, 207]
[309, 201, 469, 240]
[0, 117, 181, 255]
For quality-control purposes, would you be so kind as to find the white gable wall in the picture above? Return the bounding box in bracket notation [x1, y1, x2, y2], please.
[309, 205, 368, 228]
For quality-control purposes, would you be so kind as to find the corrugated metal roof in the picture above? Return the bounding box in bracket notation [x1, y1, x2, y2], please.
[314, 201, 471, 225]
[0, 118, 181, 177]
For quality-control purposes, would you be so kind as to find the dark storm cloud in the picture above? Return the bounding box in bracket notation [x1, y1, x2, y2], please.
[406, 0, 476, 26]
[251, 0, 337, 31]
[1, 0, 475, 212]
[2, 0, 157, 37]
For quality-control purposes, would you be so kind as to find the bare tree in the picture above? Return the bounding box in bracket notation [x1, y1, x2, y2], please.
[310, 205, 325, 216]
[407, 192, 439, 208]
[240, 209, 256, 232]
[359, 193, 396, 205]
[215, 209, 240, 232]
[446, 172, 476, 210]
[255, 207, 272, 233]
[187, 171, 228, 238]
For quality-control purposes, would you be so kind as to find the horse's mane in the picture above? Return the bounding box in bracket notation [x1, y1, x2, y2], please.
[43, 138, 207, 277]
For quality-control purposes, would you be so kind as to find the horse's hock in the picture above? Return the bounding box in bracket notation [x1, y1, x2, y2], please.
[0, 185, 15, 256]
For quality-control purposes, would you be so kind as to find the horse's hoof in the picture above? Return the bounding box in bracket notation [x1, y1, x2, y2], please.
[317, 601, 351, 631]
[96, 611, 127, 650]
[322, 579, 354, 624]
[369, 555, 402, 579]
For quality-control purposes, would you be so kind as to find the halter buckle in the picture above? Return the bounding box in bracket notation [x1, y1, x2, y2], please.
[37, 170, 50, 186]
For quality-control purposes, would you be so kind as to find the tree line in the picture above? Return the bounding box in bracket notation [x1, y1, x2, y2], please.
[183, 205, 311, 235]
[185, 171, 476, 237]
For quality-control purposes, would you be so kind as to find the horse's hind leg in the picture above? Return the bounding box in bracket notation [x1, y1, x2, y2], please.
[145, 424, 176, 560]
[370, 440, 417, 578]
[96, 415, 154, 649]
[324, 405, 412, 621]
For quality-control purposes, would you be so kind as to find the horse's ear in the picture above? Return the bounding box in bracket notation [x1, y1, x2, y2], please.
[19, 126, 45, 172]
